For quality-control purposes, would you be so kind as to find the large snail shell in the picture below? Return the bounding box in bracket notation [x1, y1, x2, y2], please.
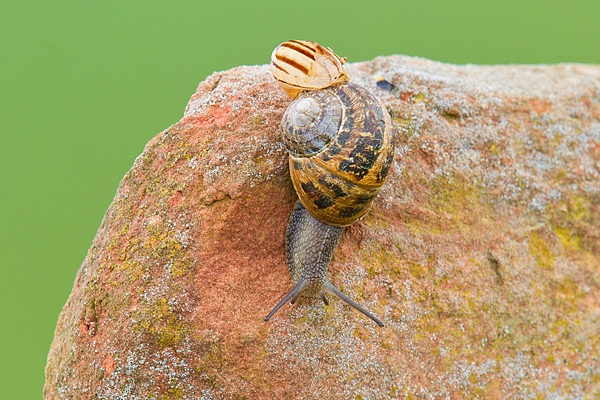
[271, 40, 349, 99]
[281, 83, 395, 227]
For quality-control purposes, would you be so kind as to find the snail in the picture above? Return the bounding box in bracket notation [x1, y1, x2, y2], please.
[264, 40, 395, 327]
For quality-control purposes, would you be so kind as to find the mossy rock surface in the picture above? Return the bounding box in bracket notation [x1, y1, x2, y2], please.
[45, 58, 600, 399]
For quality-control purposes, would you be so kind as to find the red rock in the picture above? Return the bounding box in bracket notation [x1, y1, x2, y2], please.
[45, 58, 600, 399]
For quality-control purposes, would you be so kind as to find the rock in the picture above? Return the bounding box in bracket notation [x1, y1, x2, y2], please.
[44, 57, 600, 399]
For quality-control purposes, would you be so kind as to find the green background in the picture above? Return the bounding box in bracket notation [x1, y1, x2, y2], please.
[1, 0, 598, 397]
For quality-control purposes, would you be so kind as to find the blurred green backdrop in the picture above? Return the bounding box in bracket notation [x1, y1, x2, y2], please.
[1, 0, 599, 397]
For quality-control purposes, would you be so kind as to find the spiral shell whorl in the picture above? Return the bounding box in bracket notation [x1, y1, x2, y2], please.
[281, 89, 343, 157]
[290, 98, 320, 127]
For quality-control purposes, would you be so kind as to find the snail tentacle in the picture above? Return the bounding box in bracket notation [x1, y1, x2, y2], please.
[264, 279, 307, 322]
[265, 200, 383, 326]
[324, 281, 384, 327]
[290, 291, 301, 305]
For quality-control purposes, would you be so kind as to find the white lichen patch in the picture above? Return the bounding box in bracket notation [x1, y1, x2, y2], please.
[184, 65, 273, 118]
[93, 338, 222, 400]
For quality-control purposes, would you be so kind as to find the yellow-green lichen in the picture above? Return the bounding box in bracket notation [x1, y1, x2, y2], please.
[107, 260, 146, 284]
[145, 225, 192, 277]
[391, 114, 415, 140]
[248, 114, 263, 130]
[194, 340, 223, 377]
[564, 196, 591, 221]
[430, 174, 492, 234]
[528, 231, 555, 270]
[413, 93, 427, 103]
[554, 168, 567, 181]
[157, 378, 184, 400]
[554, 226, 581, 251]
[360, 242, 402, 278]
[553, 275, 585, 309]
[133, 298, 189, 348]
[489, 143, 499, 156]
[104, 291, 129, 320]
[108, 224, 131, 252]
[196, 137, 212, 158]
[549, 195, 593, 254]
[407, 260, 426, 279]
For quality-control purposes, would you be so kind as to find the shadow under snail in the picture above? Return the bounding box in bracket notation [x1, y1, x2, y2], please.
[264, 40, 396, 327]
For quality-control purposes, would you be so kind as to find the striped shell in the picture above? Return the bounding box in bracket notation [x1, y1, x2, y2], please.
[271, 40, 349, 99]
[282, 83, 395, 227]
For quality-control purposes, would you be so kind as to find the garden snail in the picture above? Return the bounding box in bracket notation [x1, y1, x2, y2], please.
[264, 40, 395, 327]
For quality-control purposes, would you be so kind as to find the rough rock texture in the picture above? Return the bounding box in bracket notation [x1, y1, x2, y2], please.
[45, 57, 600, 399]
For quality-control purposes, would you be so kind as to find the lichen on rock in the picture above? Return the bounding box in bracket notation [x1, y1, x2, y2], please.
[45, 58, 600, 399]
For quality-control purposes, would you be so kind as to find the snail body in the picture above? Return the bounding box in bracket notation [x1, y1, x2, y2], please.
[264, 41, 395, 327]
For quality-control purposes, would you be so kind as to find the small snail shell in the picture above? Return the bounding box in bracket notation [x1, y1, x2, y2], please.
[265, 41, 394, 327]
[270, 40, 349, 99]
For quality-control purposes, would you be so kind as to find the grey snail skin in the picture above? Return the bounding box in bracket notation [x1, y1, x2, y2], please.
[265, 41, 395, 327]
